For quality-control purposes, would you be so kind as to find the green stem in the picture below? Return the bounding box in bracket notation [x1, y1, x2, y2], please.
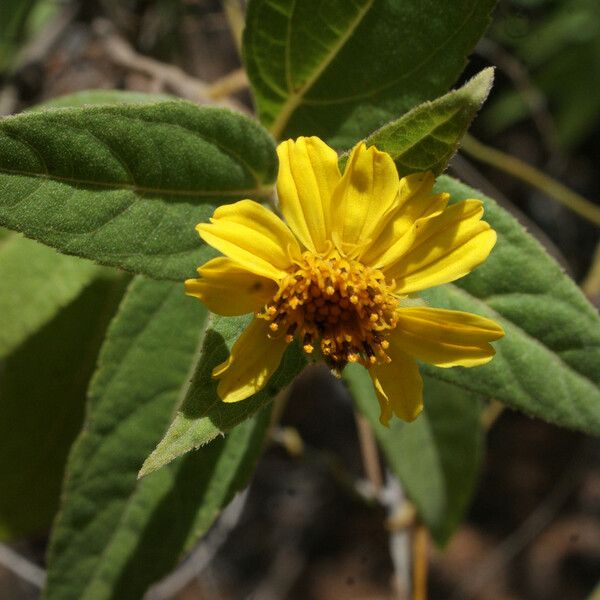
[460, 134, 600, 227]
[222, 0, 245, 56]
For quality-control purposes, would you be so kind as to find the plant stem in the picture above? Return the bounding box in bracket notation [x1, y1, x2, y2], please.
[480, 399, 505, 431]
[208, 67, 249, 100]
[354, 414, 413, 599]
[354, 412, 383, 494]
[460, 134, 600, 227]
[412, 523, 428, 600]
[222, 0, 245, 55]
[581, 242, 600, 303]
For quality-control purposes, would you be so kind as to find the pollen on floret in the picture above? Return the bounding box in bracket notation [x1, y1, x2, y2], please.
[258, 250, 400, 370]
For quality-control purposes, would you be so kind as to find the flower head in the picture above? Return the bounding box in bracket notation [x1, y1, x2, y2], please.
[186, 137, 504, 425]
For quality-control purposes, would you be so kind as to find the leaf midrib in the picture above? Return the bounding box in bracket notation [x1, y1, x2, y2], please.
[368, 103, 464, 160]
[278, 1, 482, 111]
[269, 0, 375, 138]
[0, 166, 274, 199]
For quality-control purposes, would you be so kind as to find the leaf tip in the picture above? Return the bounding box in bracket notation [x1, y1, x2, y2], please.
[137, 446, 171, 479]
[464, 67, 495, 106]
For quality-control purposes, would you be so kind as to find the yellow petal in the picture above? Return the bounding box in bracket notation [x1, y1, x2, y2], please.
[276, 137, 341, 253]
[330, 142, 399, 256]
[361, 172, 449, 266]
[213, 318, 288, 403]
[196, 200, 301, 280]
[185, 257, 277, 316]
[393, 307, 504, 367]
[368, 343, 423, 426]
[383, 200, 497, 294]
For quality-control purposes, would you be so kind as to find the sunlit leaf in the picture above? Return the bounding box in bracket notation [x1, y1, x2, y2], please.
[419, 176, 600, 433]
[244, 0, 496, 147]
[357, 68, 493, 176]
[0, 274, 126, 540]
[44, 278, 271, 600]
[0, 102, 277, 280]
[0, 231, 100, 359]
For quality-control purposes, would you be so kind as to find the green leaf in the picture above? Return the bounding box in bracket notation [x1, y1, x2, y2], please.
[0, 273, 126, 540]
[32, 89, 175, 111]
[357, 68, 493, 177]
[244, 0, 496, 147]
[344, 364, 483, 545]
[45, 278, 271, 600]
[0, 231, 100, 359]
[418, 175, 600, 434]
[140, 314, 306, 477]
[0, 101, 277, 280]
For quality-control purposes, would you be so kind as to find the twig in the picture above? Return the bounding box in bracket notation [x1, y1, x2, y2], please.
[353, 415, 415, 599]
[271, 424, 376, 506]
[354, 412, 384, 494]
[0, 542, 46, 589]
[480, 399, 505, 431]
[250, 538, 306, 600]
[221, 0, 246, 56]
[412, 523, 428, 600]
[476, 38, 561, 159]
[460, 134, 600, 227]
[449, 154, 571, 272]
[208, 67, 249, 100]
[144, 490, 249, 600]
[92, 19, 246, 113]
[14, 2, 78, 72]
[581, 242, 600, 305]
[453, 459, 581, 600]
[384, 474, 413, 600]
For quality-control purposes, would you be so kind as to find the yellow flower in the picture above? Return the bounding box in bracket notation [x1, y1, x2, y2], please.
[185, 137, 504, 425]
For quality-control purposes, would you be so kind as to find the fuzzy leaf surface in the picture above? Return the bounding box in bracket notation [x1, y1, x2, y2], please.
[141, 314, 306, 476]
[0, 274, 126, 540]
[44, 279, 269, 600]
[34, 89, 174, 110]
[0, 101, 277, 280]
[244, 0, 496, 147]
[360, 68, 493, 176]
[0, 231, 101, 359]
[418, 176, 600, 433]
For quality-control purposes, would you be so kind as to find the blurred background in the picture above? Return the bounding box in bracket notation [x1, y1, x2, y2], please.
[0, 0, 599, 598]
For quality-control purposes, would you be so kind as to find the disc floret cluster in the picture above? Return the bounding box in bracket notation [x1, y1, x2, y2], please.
[261, 251, 399, 370]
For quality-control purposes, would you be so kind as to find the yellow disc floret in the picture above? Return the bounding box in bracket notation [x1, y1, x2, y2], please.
[259, 250, 399, 371]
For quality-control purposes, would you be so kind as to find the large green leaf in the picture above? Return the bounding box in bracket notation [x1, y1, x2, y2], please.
[0, 101, 277, 280]
[360, 68, 493, 177]
[44, 278, 271, 600]
[0, 273, 126, 541]
[0, 231, 100, 359]
[244, 0, 496, 147]
[344, 364, 483, 545]
[140, 314, 306, 476]
[416, 176, 600, 433]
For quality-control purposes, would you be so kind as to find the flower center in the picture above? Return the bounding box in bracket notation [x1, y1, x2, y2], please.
[260, 252, 399, 370]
